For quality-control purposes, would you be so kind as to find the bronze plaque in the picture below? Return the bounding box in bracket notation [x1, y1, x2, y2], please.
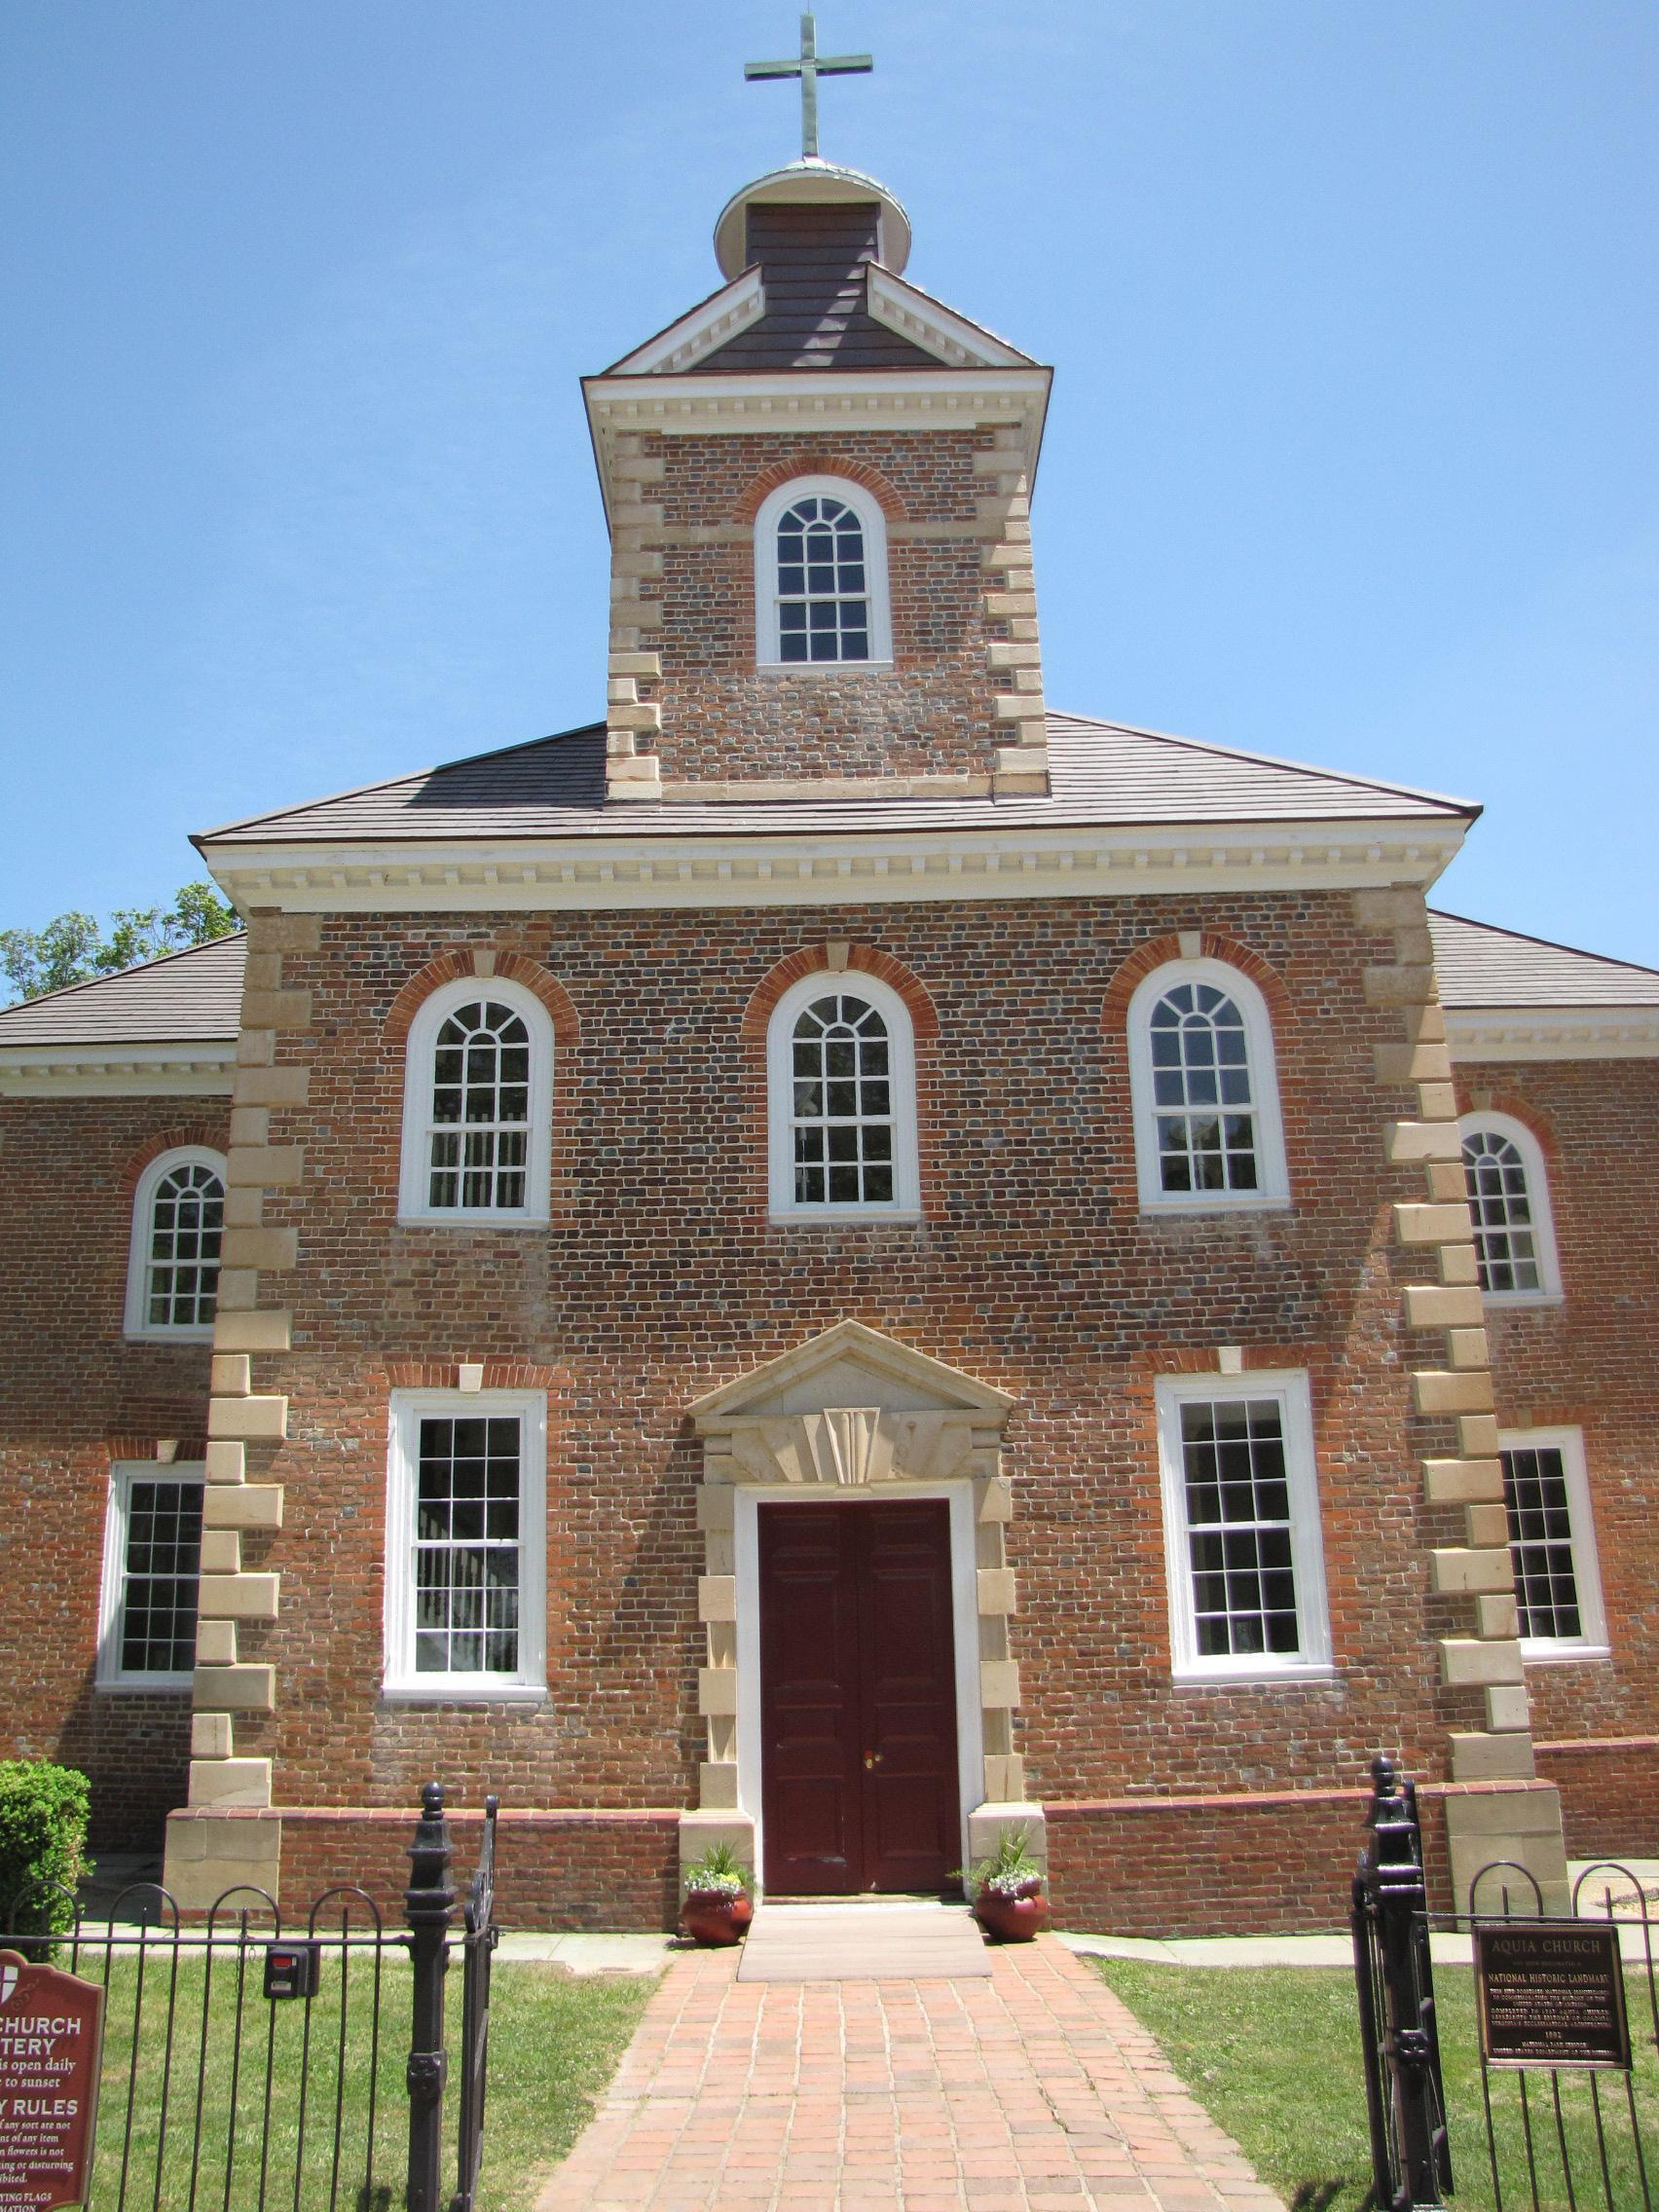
[0, 1947, 105, 2209]
[1475, 1922, 1632, 2070]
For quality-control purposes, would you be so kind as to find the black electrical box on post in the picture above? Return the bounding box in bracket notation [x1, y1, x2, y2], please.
[263, 1940, 322, 2001]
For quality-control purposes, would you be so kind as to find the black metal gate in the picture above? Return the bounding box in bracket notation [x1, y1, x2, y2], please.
[1, 1780, 499, 2212]
[1352, 1755, 1659, 2212]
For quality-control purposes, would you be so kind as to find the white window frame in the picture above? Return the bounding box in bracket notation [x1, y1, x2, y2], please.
[1500, 1426, 1609, 1662]
[397, 976, 554, 1226]
[124, 1145, 226, 1341]
[96, 1461, 205, 1690]
[754, 475, 893, 669]
[1126, 959, 1290, 1213]
[1458, 1112, 1564, 1306]
[766, 970, 921, 1222]
[383, 1389, 547, 1700]
[1155, 1371, 1333, 1683]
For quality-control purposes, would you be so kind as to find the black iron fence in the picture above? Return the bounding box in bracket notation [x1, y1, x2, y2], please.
[1353, 1755, 1658, 2212]
[1, 1781, 498, 2212]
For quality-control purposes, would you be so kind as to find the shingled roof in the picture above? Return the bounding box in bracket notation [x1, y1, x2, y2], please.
[195, 711, 1476, 849]
[0, 931, 247, 1050]
[1429, 910, 1659, 1010]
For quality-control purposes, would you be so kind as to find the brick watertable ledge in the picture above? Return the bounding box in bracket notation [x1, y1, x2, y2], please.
[1534, 1736, 1659, 1862]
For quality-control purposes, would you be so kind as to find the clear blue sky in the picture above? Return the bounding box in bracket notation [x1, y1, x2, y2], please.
[3, 1, 1654, 962]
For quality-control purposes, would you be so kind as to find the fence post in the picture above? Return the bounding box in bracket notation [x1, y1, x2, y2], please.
[1356, 1754, 1453, 2210]
[406, 1779, 457, 2212]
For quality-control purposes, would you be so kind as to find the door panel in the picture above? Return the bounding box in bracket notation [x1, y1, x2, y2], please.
[759, 1498, 959, 1895]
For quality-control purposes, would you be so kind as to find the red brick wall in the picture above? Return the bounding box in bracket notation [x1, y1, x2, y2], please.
[1457, 1059, 1659, 1861]
[220, 889, 1476, 1888]
[0, 1096, 224, 1847]
[640, 428, 1014, 786]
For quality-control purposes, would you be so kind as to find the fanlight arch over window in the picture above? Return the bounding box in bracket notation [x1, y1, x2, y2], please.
[398, 977, 554, 1224]
[125, 1146, 227, 1338]
[1459, 1113, 1562, 1301]
[1125, 959, 1289, 1210]
[754, 475, 892, 668]
[766, 971, 919, 1217]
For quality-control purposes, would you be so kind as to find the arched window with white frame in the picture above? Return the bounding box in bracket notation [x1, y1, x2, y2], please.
[767, 972, 919, 1218]
[1126, 959, 1289, 1210]
[1459, 1112, 1562, 1302]
[125, 1146, 226, 1339]
[398, 977, 554, 1225]
[754, 476, 892, 668]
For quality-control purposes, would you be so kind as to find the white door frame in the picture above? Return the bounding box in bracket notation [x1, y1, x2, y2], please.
[733, 1480, 984, 1896]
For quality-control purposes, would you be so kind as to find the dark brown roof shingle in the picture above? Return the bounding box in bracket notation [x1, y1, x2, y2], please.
[0, 931, 247, 1048]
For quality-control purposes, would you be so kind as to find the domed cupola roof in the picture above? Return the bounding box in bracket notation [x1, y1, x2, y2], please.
[714, 157, 911, 280]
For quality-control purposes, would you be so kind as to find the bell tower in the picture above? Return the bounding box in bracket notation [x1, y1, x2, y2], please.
[583, 26, 1053, 803]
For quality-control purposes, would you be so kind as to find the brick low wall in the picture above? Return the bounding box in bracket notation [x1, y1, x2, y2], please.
[1535, 1738, 1659, 1863]
[269, 1806, 682, 1931]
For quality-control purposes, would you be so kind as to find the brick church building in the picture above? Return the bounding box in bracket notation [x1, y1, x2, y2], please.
[2, 143, 1655, 1933]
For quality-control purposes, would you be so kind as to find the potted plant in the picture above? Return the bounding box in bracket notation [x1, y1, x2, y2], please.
[967, 1826, 1050, 1942]
[680, 1841, 755, 1947]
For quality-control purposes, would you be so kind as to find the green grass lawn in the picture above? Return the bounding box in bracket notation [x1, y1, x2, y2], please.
[1098, 1960, 1658, 2212]
[78, 1952, 654, 2211]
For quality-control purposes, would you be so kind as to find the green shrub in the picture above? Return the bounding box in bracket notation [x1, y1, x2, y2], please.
[0, 1759, 92, 1942]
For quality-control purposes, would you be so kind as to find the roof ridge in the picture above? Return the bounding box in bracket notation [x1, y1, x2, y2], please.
[1047, 710, 1479, 817]
[1429, 907, 1659, 981]
[0, 929, 246, 1024]
[194, 721, 607, 843]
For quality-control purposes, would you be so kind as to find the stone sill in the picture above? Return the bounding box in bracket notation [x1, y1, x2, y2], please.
[1171, 1667, 1342, 1692]
[378, 1684, 549, 1706]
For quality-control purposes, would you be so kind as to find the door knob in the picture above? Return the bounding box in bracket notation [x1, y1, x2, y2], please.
[863, 1751, 883, 1768]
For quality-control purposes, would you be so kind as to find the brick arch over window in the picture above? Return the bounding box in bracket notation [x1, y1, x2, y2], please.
[1452, 1085, 1561, 1168]
[120, 1123, 228, 1205]
[384, 949, 579, 1053]
[1098, 932, 1299, 1212]
[740, 943, 940, 1217]
[733, 452, 907, 526]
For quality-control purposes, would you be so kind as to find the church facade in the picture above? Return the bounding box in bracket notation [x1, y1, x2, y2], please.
[2, 152, 1655, 1933]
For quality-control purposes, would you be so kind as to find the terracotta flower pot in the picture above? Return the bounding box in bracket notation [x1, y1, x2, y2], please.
[973, 1885, 1050, 1942]
[682, 1890, 754, 1947]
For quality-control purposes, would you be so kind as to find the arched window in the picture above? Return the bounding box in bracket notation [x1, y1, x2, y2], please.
[1459, 1113, 1562, 1301]
[125, 1147, 226, 1339]
[398, 977, 554, 1224]
[767, 972, 919, 1217]
[1126, 959, 1289, 1210]
[754, 476, 892, 668]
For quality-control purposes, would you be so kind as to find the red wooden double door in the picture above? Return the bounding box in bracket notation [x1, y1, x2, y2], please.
[758, 1498, 961, 1896]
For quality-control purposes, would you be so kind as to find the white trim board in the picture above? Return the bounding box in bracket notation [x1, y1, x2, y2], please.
[733, 1482, 984, 1901]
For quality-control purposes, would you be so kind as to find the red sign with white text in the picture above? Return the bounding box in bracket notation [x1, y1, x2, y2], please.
[0, 1949, 104, 2211]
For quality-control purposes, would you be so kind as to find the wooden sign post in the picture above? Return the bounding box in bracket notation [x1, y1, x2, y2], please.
[0, 1947, 105, 2210]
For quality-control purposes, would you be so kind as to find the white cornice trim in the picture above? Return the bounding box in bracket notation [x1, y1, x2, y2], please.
[198, 817, 1467, 915]
[865, 267, 1032, 369]
[1446, 1008, 1659, 1061]
[0, 1041, 237, 1096]
[606, 268, 767, 377]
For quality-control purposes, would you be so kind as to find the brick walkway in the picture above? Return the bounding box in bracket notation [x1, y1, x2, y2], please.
[534, 1935, 1283, 2210]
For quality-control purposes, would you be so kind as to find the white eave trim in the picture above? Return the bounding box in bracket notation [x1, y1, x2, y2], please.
[198, 815, 1469, 914]
[864, 267, 1033, 369]
[1445, 1007, 1659, 1061]
[0, 1040, 238, 1096]
[606, 268, 767, 377]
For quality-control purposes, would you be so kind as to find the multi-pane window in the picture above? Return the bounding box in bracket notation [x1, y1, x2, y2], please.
[399, 978, 553, 1224]
[413, 1417, 523, 1677]
[1459, 1118, 1560, 1300]
[1500, 1431, 1606, 1654]
[385, 1392, 546, 1696]
[126, 1149, 225, 1338]
[756, 476, 890, 666]
[775, 496, 870, 663]
[1156, 1375, 1330, 1678]
[790, 993, 894, 1206]
[1128, 961, 1288, 1210]
[1148, 983, 1259, 1195]
[98, 1466, 203, 1687]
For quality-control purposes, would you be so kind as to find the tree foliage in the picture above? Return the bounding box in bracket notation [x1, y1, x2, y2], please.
[0, 881, 239, 1005]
